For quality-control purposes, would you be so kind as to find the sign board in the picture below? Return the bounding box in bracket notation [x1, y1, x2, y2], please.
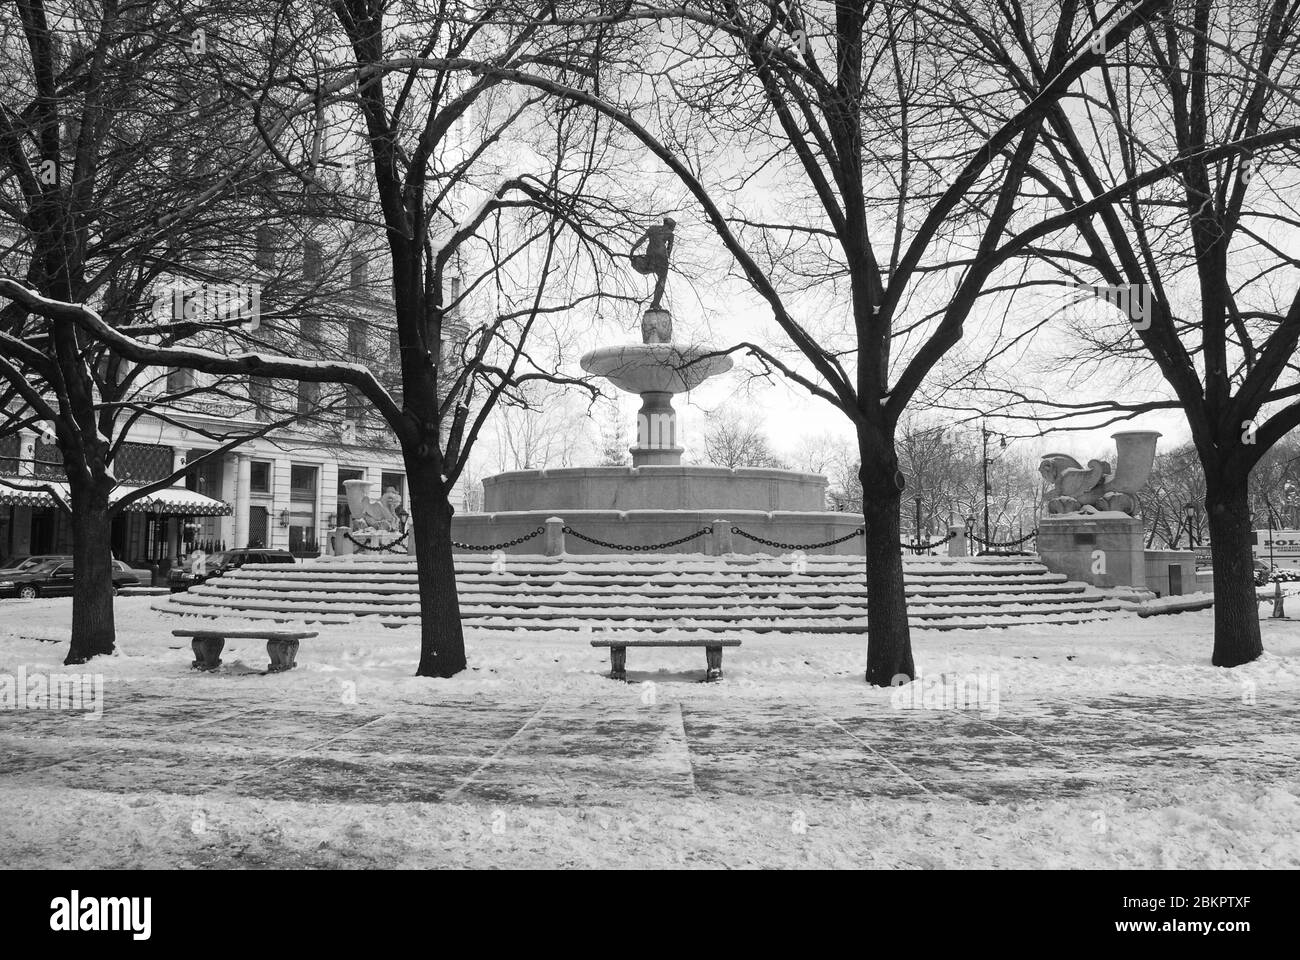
[1252, 530, 1300, 568]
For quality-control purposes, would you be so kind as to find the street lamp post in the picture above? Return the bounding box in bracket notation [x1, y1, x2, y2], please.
[1267, 502, 1286, 619]
[981, 424, 991, 548]
[1184, 503, 1196, 549]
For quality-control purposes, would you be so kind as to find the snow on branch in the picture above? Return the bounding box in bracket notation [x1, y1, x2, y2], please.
[0, 278, 405, 429]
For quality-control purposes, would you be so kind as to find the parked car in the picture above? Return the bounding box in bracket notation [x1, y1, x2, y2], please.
[0, 553, 71, 575]
[0, 559, 138, 599]
[1, 555, 148, 584]
[112, 559, 154, 585]
[168, 548, 296, 592]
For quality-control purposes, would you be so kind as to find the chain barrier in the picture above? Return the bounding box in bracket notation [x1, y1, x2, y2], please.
[451, 526, 545, 552]
[965, 527, 1039, 549]
[344, 529, 411, 554]
[562, 525, 712, 552]
[900, 530, 958, 552]
[730, 525, 864, 551]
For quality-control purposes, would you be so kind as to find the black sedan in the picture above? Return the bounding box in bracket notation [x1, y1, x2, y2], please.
[168, 549, 296, 592]
[0, 559, 138, 599]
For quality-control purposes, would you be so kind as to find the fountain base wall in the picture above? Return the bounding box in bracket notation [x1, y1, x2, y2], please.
[451, 509, 865, 556]
[482, 465, 829, 513]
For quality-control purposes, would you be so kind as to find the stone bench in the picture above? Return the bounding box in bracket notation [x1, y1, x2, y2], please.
[174, 629, 319, 673]
[590, 638, 742, 682]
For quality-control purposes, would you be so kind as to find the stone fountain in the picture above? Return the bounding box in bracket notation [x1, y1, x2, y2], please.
[448, 218, 865, 555]
[578, 319, 733, 467]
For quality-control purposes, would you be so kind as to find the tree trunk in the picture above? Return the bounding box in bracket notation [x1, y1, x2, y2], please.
[407, 454, 467, 678]
[860, 439, 915, 686]
[65, 476, 116, 665]
[1206, 476, 1264, 667]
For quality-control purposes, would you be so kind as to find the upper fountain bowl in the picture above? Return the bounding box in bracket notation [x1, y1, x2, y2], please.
[580, 343, 734, 394]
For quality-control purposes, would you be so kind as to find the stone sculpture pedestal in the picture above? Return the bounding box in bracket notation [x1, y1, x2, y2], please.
[332, 527, 411, 556]
[1037, 513, 1145, 589]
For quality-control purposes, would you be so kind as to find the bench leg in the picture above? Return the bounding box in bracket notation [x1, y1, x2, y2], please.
[266, 638, 300, 673]
[704, 645, 723, 682]
[190, 637, 224, 672]
[609, 646, 627, 682]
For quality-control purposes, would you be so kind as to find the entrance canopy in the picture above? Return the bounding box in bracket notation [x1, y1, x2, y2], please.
[0, 481, 231, 516]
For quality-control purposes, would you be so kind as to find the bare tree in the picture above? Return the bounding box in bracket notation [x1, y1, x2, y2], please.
[473, 0, 1170, 683]
[4, 1, 643, 676]
[699, 404, 786, 469]
[0, 0, 347, 661]
[962, 0, 1300, 665]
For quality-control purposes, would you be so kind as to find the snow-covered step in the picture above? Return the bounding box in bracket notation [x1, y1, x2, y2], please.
[181, 582, 1090, 611]
[155, 553, 1119, 631]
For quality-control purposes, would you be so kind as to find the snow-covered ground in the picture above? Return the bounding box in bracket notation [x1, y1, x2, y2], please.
[1, 596, 1298, 868]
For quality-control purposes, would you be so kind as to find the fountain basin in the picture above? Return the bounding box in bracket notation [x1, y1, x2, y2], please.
[579, 343, 733, 394]
[484, 465, 830, 513]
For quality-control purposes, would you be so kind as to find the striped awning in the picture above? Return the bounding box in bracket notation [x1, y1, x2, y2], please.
[0, 484, 56, 508]
[0, 481, 231, 517]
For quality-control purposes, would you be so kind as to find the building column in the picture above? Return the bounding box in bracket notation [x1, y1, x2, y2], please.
[271, 456, 291, 550]
[319, 461, 338, 556]
[167, 517, 181, 564]
[219, 454, 237, 547]
[233, 455, 251, 548]
[171, 448, 189, 485]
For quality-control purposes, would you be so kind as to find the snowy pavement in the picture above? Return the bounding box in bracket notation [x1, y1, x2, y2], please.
[1, 596, 1298, 868]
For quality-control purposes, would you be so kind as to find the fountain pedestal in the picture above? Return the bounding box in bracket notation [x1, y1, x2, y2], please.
[633, 391, 683, 466]
[580, 312, 734, 467]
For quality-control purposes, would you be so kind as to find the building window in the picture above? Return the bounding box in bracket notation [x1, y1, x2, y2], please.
[255, 226, 276, 269]
[381, 472, 405, 502]
[290, 464, 317, 496]
[288, 464, 318, 556]
[249, 460, 271, 493]
[350, 252, 368, 291]
[303, 240, 323, 281]
[348, 319, 367, 360]
[166, 367, 195, 394]
[185, 453, 224, 544]
[249, 375, 271, 420]
[343, 385, 366, 423]
[337, 467, 364, 528]
[445, 276, 461, 317]
[297, 381, 319, 417]
[33, 440, 64, 479]
[0, 434, 21, 477]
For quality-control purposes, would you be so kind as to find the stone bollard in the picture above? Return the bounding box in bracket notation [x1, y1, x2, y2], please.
[545, 517, 566, 556]
[711, 521, 733, 556]
[334, 526, 354, 556]
[948, 524, 968, 557]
